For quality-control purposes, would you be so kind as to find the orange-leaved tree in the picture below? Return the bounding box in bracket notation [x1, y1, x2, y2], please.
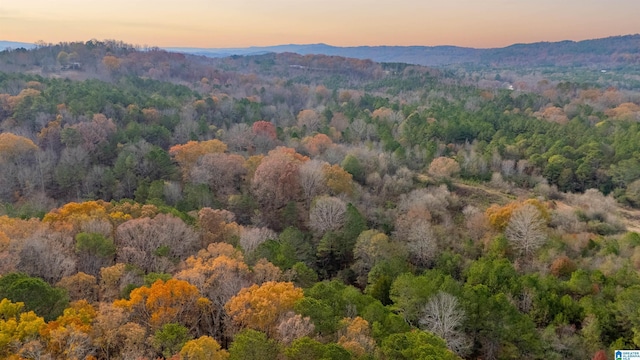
[0, 216, 44, 241]
[337, 317, 376, 357]
[114, 279, 211, 332]
[43, 201, 110, 234]
[252, 120, 277, 140]
[0, 231, 8, 252]
[40, 300, 97, 359]
[169, 139, 227, 180]
[175, 248, 251, 340]
[56, 272, 99, 303]
[41, 200, 157, 235]
[225, 281, 303, 336]
[0, 132, 38, 164]
[485, 198, 549, 232]
[302, 133, 333, 157]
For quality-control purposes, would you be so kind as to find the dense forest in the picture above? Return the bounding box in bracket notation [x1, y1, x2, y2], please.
[1, 39, 640, 359]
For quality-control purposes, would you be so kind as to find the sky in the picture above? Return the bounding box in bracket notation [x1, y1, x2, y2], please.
[1, 0, 639, 49]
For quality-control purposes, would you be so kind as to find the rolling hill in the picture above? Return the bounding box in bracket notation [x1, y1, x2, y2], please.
[165, 34, 640, 67]
[5, 35, 639, 67]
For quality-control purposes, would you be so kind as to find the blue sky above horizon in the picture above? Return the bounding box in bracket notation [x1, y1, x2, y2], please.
[1, 0, 639, 48]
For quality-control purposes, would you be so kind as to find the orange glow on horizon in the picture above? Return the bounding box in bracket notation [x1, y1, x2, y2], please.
[2, 0, 639, 49]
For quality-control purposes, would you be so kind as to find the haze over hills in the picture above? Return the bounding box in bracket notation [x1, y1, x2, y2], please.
[165, 34, 640, 67]
[0, 41, 36, 50]
[164, 43, 481, 66]
[3, 34, 640, 67]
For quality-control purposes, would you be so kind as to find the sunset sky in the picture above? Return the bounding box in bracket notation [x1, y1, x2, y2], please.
[1, 0, 639, 48]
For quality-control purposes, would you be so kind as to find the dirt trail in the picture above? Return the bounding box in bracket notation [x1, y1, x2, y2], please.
[618, 207, 640, 233]
[453, 180, 640, 234]
[452, 182, 522, 206]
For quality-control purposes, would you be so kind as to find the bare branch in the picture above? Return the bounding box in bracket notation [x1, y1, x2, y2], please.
[419, 292, 471, 356]
[505, 204, 546, 258]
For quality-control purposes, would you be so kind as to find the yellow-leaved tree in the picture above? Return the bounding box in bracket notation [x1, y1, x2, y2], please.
[180, 335, 229, 360]
[323, 163, 354, 196]
[225, 281, 304, 336]
[0, 299, 46, 357]
[175, 248, 252, 340]
[0, 133, 38, 164]
[40, 300, 96, 359]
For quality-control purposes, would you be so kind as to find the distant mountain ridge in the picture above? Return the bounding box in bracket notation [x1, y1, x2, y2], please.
[167, 35, 640, 67]
[164, 43, 481, 66]
[0, 41, 37, 50]
[4, 35, 640, 67]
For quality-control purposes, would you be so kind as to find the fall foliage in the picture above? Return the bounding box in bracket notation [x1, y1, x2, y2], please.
[114, 279, 211, 331]
[225, 281, 303, 336]
[170, 139, 228, 180]
[0, 133, 38, 164]
[1, 38, 640, 359]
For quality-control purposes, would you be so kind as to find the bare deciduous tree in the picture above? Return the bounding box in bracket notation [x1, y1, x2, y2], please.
[224, 123, 254, 152]
[92, 303, 147, 360]
[463, 205, 490, 242]
[505, 204, 546, 258]
[56, 272, 98, 302]
[309, 196, 347, 234]
[163, 181, 183, 206]
[253, 258, 283, 284]
[397, 185, 452, 227]
[406, 221, 438, 267]
[365, 172, 383, 194]
[428, 157, 460, 179]
[17, 230, 76, 284]
[349, 118, 367, 142]
[330, 112, 349, 132]
[419, 292, 471, 356]
[78, 218, 112, 238]
[501, 159, 516, 177]
[299, 159, 328, 208]
[297, 109, 323, 133]
[190, 152, 246, 197]
[115, 214, 199, 272]
[239, 227, 277, 254]
[381, 167, 414, 198]
[550, 207, 586, 234]
[276, 311, 315, 346]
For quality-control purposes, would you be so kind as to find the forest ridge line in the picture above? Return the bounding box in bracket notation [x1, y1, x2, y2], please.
[2, 33, 640, 66]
